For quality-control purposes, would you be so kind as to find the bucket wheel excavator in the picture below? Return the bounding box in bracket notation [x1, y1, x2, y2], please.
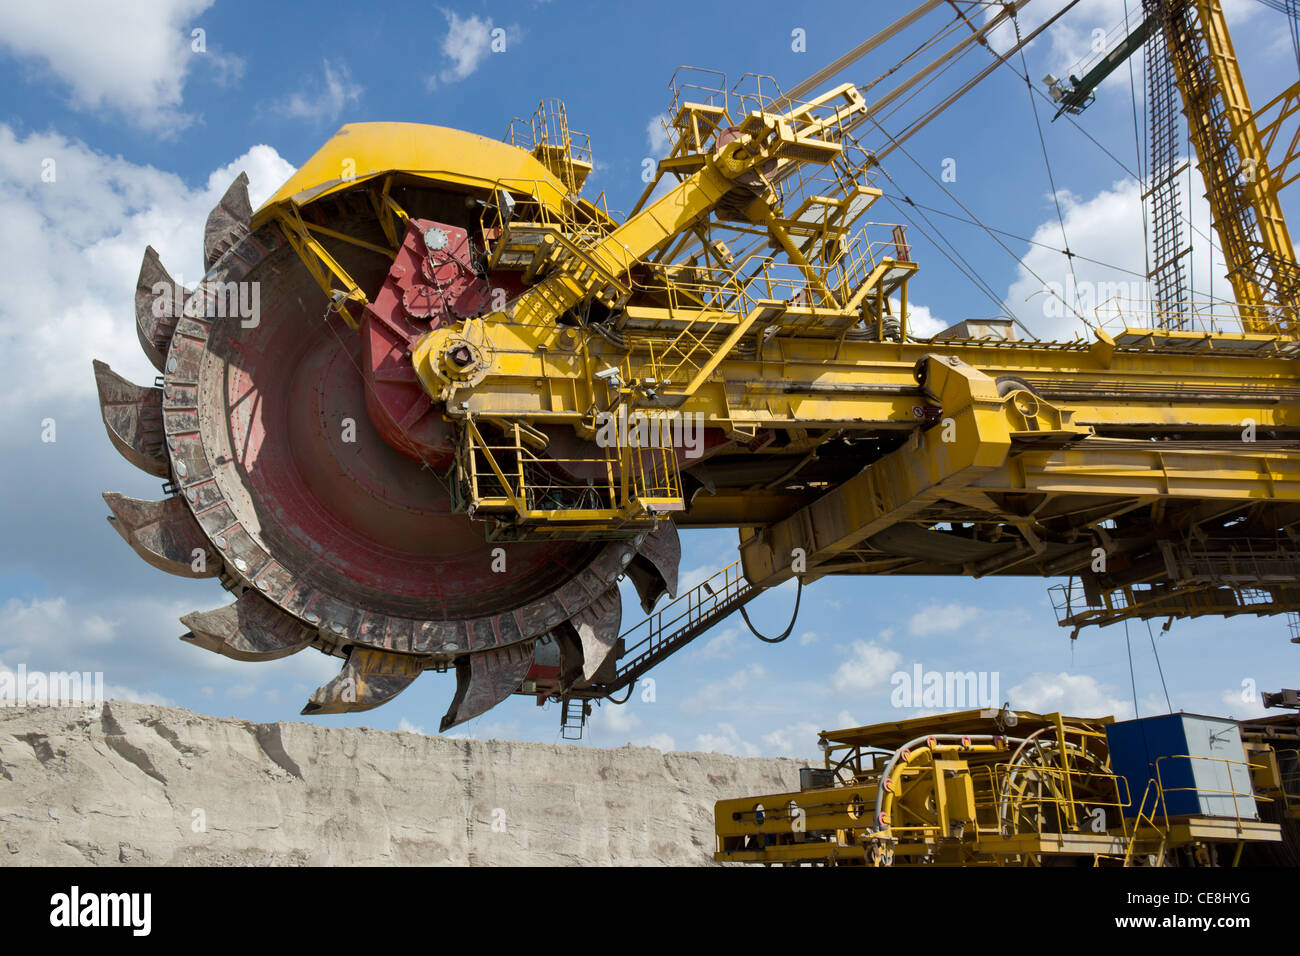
[95, 0, 1300, 733]
[93, 137, 681, 731]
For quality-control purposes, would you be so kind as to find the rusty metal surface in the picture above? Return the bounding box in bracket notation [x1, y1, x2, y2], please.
[180, 591, 313, 662]
[203, 172, 252, 271]
[571, 586, 622, 681]
[441, 641, 536, 730]
[626, 521, 681, 613]
[134, 245, 183, 373]
[93, 361, 166, 478]
[359, 218, 504, 465]
[302, 646, 426, 714]
[103, 493, 216, 579]
[161, 196, 638, 654]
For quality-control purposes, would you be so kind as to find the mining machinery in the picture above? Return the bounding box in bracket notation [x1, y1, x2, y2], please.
[96, 0, 1300, 733]
[714, 707, 1300, 866]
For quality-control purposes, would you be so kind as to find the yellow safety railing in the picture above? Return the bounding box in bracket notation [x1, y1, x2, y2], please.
[1153, 753, 1261, 829]
[668, 66, 729, 123]
[1094, 296, 1300, 339]
[455, 414, 682, 528]
[1120, 753, 1264, 865]
[615, 560, 751, 674]
[1275, 748, 1300, 807]
[504, 100, 593, 194]
[1123, 779, 1167, 866]
[478, 178, 615, 282]
[992, 759, 1133, 841]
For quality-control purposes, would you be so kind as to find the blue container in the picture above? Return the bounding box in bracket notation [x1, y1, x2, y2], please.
[1104, 713, 1257, 819]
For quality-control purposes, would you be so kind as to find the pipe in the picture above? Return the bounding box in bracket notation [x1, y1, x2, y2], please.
[873, 732, 1026, 834]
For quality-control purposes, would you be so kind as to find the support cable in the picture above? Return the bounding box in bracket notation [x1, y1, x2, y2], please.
[1014, 13, 1085, 320]
[868, 124, 1096, 328]
[877, 192, 1156, 279]
[879, 191, 1015, 320]
[967, 2, 1232, 301]
[1144, 617, 1174, 713]
[1124, 0, 1153, 284]
[1125, 618, 1141, 719]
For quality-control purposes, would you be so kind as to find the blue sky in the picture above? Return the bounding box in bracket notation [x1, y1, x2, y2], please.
[1, 0, 1297, 757]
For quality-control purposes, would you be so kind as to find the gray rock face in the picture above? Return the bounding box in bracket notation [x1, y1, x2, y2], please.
[0, 701, 806, 866]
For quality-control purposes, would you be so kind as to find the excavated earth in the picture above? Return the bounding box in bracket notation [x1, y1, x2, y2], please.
[0, 701, 806, 866]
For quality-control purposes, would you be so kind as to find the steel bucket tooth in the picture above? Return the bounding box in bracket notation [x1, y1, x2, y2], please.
[440, 642, 535, 731]
[627, 521, 681, 613]
[93, 360, 167, 477]
[571, 586, 622, 682]
[134, 246, 185, 373]
[103, 493, 217, 578]
[302, 646, 425, 715]
[204, 172, 251, 270]
[181, 591, 313, 662]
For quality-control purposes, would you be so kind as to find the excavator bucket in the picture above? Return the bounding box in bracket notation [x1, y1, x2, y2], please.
[626, 522, 680, 614]
[103, 493, 216, 579]
[93, 361, 166, 478]
[181, 591, 314, 662]
[441, 641, 537, 731]
[571, 587, 622, 682]
[303, 646, 425, 715]
[134, 246, 185, 374]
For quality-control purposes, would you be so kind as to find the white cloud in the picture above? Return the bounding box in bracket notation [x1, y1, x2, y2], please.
[0, 124, 294, 410]
[592, 703, 641, 735]
[0, 595, 159, 666]
[0, 593, 338, 695]
[225, 681, 256, 700]
[986, 0, 1258, 73]
[646, 114, 671, 156]
[444, 717, 523, 741]
[831, 641, 902, 694]
[680, 663, 766, 713]
[798, 630, 817, 646]
[761, 720, 820, 756]
[675, 561, 716, 595]
[1218, 688, 1270, 720]
[429, 11, 517, 88]
[634, 732, 676, 752]
[978, 2, 1267, 344]
[697, 626, 741, 659]
[1004, 174, 1227, 344]
[0, 0, 240, 132]
[273, 60, 362, 125]
[1008, 671, 1132, 718]
[695, 721, 759, 757]
[907, 602, 982, 637]
[894, 297, 946, 337]
[0, 657, 173, 707]
[833, 709, 858, 729]
[397, 717, 426, 735]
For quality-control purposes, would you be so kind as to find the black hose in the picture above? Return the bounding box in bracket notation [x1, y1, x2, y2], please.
[604, 682, 634, 705]
[739, 577, 803, 643]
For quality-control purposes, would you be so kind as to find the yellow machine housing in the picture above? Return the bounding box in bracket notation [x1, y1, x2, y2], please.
[714, 708, 1288, 866]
